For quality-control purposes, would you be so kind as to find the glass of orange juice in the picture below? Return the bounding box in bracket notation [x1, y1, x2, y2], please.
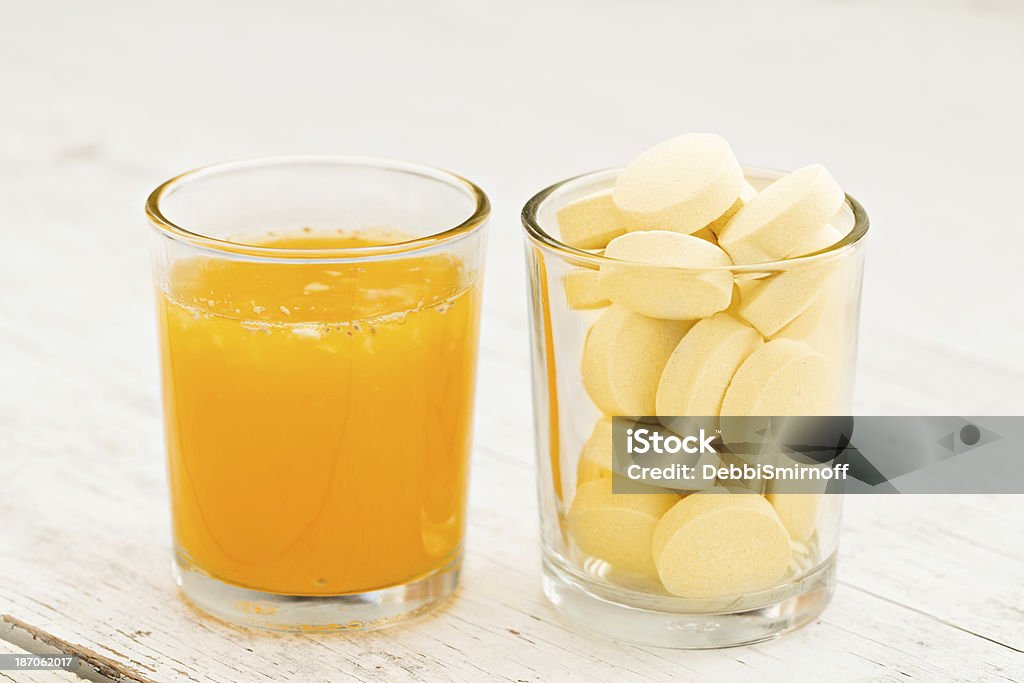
[145, 157, 488, 631]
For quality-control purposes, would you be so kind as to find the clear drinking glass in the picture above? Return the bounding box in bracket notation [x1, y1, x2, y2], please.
[522, 167, 868, 648]
[146, 157, 488, 631]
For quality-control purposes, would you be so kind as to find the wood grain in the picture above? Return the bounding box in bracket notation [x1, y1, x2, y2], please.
[1, 0, 1023, 680]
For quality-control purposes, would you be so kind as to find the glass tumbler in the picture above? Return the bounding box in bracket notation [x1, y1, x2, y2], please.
[522, 167, 868, 648]
[146, 157, 488, 631]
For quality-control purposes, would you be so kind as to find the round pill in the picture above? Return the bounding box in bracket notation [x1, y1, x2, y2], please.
[772, 291, 845, 364]
[705, 181, 758, 236]
[764, 448, 831, 542]
[718, 165, 845, 264]
[767, 493, 822, 543]
[656, 313, 763, 417]
[652, 491, 791, 598]
[791, 223, 844, 257]
[613, 133, 744, 234]
[576, 418, 613, 485]
[581, 306, 693, 415]
[600, 231, 734, 320]
[736, 224, 842, 336]
[557, 189, 628, 249]
[564, 269, 609, 310]
[720, 339, 837, 417]
[567, 478, 679, 578]
[769, 235, 850, 355]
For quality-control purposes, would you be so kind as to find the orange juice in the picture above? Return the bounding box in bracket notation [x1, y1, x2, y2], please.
[156, 229, 481, 595]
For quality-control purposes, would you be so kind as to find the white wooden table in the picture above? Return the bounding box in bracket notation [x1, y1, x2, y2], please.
[1, 1, 1022, 680]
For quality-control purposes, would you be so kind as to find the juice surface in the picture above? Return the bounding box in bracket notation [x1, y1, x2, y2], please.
[157, 229, 481, 595]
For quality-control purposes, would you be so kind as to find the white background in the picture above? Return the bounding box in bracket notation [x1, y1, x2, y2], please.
[1, 1, 1022, 681]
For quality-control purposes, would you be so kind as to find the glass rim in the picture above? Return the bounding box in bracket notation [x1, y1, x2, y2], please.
[521, 165, 869, 272]
[145, 155, 490, 261]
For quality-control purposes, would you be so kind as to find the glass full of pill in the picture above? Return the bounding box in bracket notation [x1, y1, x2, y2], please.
[521, 134, 868, 648]
[146, 157, 488, 631]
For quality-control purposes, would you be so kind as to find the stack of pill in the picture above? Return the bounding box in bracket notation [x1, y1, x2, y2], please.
[559, 134, 848, 599]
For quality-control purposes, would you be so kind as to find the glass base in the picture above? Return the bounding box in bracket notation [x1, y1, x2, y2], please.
[542, 552, 836, 649]
[174, 553, 461, 632]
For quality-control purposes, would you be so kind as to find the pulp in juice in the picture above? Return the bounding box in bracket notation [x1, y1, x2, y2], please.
[156, 229, 481, 595]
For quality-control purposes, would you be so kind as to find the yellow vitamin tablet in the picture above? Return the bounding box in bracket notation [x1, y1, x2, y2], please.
[557, 189, 628, 249]
[723, 282, 744, 318]
[736, 225, 843, 337]
[720, 339, 837, 417]
[718, 165, 845, 264]
[613, 133, 744, 234]
[656, 313, 763, 417]
[764, 449, 831, 542]
[766, 493, 822, 543]
[576, 418, 613, 485]
[772, 289, 845, 363]
[564, 269, 609, 310]
[600, 231, 733, 320]
[791, 223, 844, 257]
[652, 491, 791, 598]
[704, 181, 758, 236]
[581, 306, 692, 415]
[567, 478, 679, 578]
